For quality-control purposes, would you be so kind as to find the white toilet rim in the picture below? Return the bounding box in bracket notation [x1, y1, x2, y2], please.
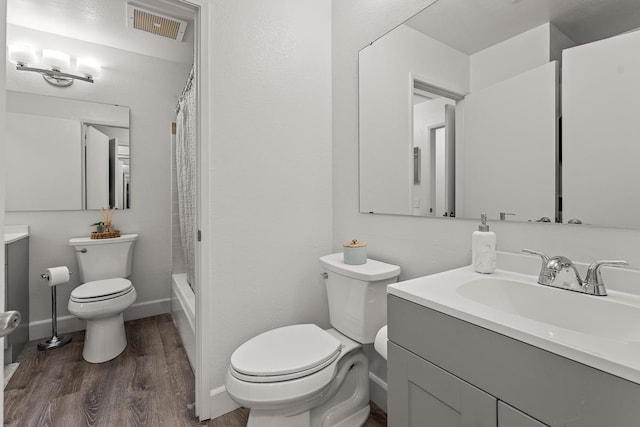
[230, 347, 342, 383]
[225, 346, 366, 411]
[70, 286, 134, 303]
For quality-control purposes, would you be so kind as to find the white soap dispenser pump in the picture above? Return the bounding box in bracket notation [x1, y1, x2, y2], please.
[472, 213, 496, 274]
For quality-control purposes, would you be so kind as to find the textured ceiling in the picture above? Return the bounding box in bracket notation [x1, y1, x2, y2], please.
[405, 0, 640, 54]
[7, 0, 196, 64]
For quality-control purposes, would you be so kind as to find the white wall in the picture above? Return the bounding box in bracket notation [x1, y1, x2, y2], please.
[359, 24, 468, 215]
[5, 24, 191, 338]
[470, 23, 575, 92]
[470, 23, 552, 92]
[6, 113, 81, 210]
[563, 30, 640, 228]
[206, 0, 332, 416]
[333, 0, 640, 409]
[461, 62, 557, 222]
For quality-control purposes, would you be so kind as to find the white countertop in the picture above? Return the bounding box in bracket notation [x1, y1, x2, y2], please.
[4, 225, 29, 244]
[388, 252, 640, 385]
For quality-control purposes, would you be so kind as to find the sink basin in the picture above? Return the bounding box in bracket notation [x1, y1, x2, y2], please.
[458, 278, 640, 343]
[387, 253, 640, 385]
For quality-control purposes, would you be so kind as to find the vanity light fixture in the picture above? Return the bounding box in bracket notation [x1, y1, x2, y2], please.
[8, 45, 101, 87]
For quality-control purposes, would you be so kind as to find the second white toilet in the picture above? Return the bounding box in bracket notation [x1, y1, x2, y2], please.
[68, 234, 138, 363]
[225, 253, 400, 427]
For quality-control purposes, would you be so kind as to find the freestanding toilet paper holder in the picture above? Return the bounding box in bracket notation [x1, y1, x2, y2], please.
[38, 271, 72, 351]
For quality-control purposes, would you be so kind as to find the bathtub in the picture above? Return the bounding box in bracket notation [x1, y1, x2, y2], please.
[171, 273, 195, 369]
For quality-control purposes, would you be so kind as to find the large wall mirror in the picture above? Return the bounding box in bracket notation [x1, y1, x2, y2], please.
[359, 0, 640, 229]
[6, 91, 131, 211]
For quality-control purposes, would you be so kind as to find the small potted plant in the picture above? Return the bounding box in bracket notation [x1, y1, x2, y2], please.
[90, 207, 120, 239]
[91, 221, 105, 233]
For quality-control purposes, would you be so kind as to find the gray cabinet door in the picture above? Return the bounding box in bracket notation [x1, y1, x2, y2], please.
[498, 401, 548, 427]
[6, 238, 29, 362]
[388, 342, 497, 427]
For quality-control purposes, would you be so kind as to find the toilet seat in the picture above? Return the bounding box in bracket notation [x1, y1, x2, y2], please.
[70, 278, 134, 303]
[230, 324, 342, 383]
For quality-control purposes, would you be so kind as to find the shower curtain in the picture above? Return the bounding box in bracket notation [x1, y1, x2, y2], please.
[176, 67, 196, 289]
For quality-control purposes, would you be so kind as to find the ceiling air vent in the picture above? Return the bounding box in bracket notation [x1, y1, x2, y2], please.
[127, 3, 187, 41]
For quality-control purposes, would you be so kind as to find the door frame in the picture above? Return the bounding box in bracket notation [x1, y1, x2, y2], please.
[1, 0, 8, 423]
[177, 0, 211, 420]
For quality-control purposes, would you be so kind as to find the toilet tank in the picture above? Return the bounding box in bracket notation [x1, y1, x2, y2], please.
[69, 234, 138, 282]
[319, 253, 400, 344]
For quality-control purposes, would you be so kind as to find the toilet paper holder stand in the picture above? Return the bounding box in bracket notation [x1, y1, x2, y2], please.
[38, 270, 72, 351]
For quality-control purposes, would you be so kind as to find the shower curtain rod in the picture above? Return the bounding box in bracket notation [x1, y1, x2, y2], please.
[175, 66, 195, 113]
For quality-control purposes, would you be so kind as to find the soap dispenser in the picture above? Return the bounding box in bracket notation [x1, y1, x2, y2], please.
[472, 213, 496, 274]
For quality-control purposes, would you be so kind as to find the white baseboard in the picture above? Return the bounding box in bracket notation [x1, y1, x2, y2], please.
[29, 298, 171, 341]
[369, 371, 388, 413]
[210, 385, 240, 420]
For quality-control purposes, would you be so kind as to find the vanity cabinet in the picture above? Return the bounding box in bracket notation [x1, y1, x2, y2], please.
[388, 295, 640, 427]
[4, 237, 29, 362]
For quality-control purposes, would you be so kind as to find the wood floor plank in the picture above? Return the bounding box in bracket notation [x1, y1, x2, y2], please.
[364, 402, 388, 426]
[79, 358, 114, 426]
[3, 388, 28, 427]
[4, 314, 388, 427]
[207, 407, 250, 427]
[157, 315, 197, 426]
[6, 340, 83, 425]
[33, 392, 88, 427]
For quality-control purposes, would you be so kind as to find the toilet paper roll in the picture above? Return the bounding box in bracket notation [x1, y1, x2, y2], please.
[374, 325, 388, 360]
[45, 266, 70, 287]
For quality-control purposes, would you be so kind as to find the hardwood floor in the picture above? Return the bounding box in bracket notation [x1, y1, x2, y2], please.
[4, 314, 387, 426]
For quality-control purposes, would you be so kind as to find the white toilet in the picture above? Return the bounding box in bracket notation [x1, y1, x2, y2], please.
[225, 253, 400, 427]
[68, 234, 138, 363]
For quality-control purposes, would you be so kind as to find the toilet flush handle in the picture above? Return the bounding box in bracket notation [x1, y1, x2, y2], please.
[77, 248, 88, 253]
[321, 272, 328, 279]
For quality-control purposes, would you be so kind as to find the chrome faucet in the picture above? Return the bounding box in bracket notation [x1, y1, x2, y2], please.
[522, 249, 628, 296]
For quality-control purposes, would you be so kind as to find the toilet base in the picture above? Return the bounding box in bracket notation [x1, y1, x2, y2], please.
[244, 348, 371, 427]
[83, 313, 127, 363]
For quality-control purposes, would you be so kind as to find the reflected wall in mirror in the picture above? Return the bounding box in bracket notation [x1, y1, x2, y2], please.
[6, 91, 130, 211]
[359, 0, 640, 228]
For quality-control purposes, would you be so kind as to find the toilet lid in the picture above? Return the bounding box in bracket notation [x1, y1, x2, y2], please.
[71, 278, 133, 301]
[230, 324, 342, 382]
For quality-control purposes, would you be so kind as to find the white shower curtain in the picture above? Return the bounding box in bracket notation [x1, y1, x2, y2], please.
[176, 67, 196, 288]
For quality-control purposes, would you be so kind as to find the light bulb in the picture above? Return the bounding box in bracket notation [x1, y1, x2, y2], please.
[42, 49, 70, 72]
[8, 44, 36, 66]
[76, 57, 101, 79]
